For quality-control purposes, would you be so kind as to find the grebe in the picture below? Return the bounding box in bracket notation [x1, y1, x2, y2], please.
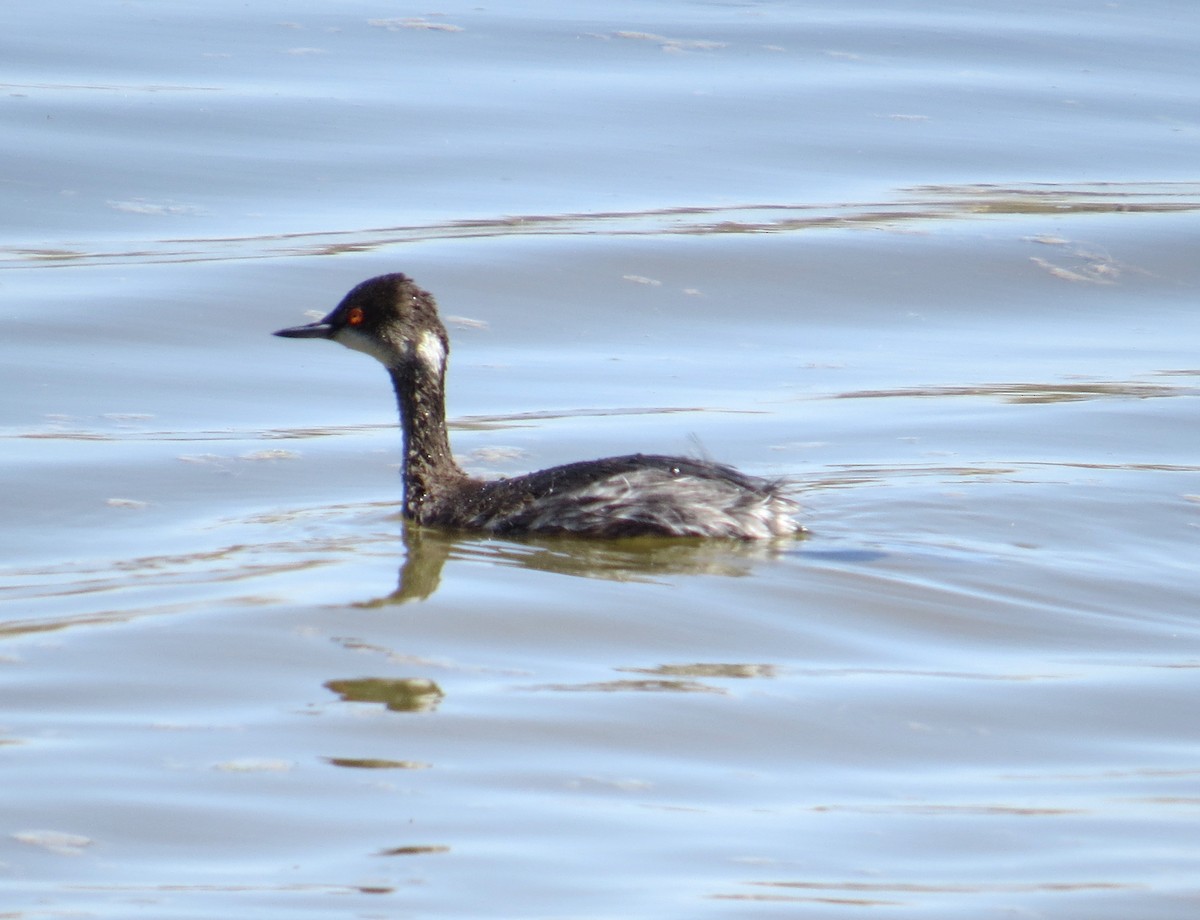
[274, 273, 801, 539]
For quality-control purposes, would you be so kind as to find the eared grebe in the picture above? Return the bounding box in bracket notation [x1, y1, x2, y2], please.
[273, 273, 801, 539]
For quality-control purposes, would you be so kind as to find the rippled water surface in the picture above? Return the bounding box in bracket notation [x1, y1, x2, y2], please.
[3, 2, 1199, 917]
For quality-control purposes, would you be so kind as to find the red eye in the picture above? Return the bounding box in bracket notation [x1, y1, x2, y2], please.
[347, 306, 365, 326]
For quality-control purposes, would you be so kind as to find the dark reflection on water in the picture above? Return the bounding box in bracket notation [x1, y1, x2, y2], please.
[709, 878, 1137, 906]
[324, 756, 430, 770]
[0, 499, 809, 634]
[359, 523, 807, 607]
[523, 677, 729, 694]
[5, 181, 1198, 269]
[7, 405, 755, 443]
[377, 844, 451, 857]
[836, 379, 1197, 404]
[324, 676, 445, 713]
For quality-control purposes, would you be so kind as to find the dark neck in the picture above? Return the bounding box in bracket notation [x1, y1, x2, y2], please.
[388, 362, 466, 517]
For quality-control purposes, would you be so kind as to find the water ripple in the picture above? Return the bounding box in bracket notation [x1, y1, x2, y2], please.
[4, 181, 1198, 269]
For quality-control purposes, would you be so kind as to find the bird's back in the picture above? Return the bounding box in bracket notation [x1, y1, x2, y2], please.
[432, 454, 801, 539]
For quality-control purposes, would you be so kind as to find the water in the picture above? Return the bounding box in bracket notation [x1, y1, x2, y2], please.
[2, 2, 1199, 917]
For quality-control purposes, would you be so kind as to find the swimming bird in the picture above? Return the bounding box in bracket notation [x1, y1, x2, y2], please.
[274, 273, 801, 539]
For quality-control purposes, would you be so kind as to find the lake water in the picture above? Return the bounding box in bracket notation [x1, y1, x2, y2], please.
[2, 1, 1199, 917]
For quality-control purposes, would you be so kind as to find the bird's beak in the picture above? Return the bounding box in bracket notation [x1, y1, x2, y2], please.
[273, 321, 334, 339]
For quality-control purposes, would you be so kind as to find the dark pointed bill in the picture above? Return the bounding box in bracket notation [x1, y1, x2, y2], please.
[273, 321, 334, 339]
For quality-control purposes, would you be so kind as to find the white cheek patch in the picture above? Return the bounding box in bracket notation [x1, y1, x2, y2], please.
[416, 330, 445, 373]
[333, 326, 397, 365]
[331, 326, 445, 373]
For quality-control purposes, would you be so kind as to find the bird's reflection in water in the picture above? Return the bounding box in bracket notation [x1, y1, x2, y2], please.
[357, 523, 807, 606]
[325, 676, 444, 712]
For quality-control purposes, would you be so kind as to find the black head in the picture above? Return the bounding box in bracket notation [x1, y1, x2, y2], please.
[273, 273, 448, 371]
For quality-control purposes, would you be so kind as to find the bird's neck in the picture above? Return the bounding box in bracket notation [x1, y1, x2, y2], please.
[388, 362, 467, 518]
